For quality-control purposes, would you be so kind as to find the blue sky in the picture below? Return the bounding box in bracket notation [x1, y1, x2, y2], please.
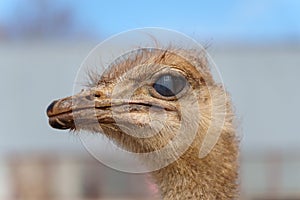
[0, 0, 299, 42]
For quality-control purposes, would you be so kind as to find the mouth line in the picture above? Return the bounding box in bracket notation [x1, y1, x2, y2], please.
[48, 100, 175, 118]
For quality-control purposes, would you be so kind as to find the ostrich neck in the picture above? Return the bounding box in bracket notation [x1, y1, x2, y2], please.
[150, 144, 239, 199]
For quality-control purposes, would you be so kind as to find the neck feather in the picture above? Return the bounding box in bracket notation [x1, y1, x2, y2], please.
[150, 134, 239, 200]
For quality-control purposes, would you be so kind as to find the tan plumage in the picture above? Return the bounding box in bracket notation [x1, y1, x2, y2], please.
[47, 46, 239, 199]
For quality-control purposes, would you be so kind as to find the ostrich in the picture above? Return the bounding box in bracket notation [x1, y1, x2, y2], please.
[46, 47, 239, 199]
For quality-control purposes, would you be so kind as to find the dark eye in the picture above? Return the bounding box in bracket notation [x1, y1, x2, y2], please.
[153, 74, 186, 97]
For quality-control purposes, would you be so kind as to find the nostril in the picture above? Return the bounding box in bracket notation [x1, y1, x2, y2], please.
[84, 92, 101, 101]
[47, 100, 58, 114]
[94, 91, 101, 98]
[94, 93, 101, 98]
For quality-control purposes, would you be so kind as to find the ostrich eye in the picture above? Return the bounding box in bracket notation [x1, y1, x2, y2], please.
[153, 74, 186, 97]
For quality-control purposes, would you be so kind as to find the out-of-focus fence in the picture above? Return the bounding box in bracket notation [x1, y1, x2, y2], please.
[1, 151, 300, 200]
[241, 151, 300, 200]
[0, 153, 156, 200]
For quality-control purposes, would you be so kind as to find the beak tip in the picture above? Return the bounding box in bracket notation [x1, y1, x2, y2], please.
[46, 97, 75, 130]
[46, 100, 58, 116]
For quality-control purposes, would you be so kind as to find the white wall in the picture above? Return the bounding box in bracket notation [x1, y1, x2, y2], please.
[0, 40, 96, 155]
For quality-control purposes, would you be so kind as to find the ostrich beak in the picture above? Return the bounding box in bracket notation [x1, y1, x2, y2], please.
[46, 86, 174, 130]
[47, 97, 74, 130]
[46, 87, 113, 130]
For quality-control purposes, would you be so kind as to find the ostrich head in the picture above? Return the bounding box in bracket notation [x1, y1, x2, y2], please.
[46, 47, 238, 199]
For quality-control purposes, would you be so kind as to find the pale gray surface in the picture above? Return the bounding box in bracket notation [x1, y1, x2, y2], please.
[213, 46, 300, 152]
[0, 41, 299, 155]
[0, 41, 96, 155]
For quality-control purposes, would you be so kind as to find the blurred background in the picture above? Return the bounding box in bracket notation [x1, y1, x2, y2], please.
[0, 0, 300, 199]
